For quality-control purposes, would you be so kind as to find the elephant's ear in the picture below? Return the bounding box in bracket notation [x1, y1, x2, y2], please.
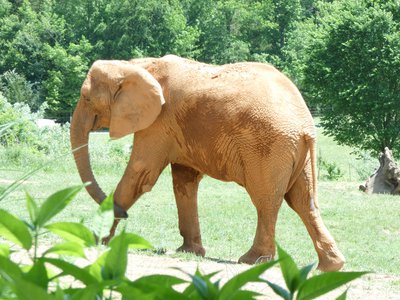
[109, 65, 165, 139]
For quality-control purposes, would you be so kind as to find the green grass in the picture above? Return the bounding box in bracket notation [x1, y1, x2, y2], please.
[1, 130, 399, 279]
[315, 121, 377, 182]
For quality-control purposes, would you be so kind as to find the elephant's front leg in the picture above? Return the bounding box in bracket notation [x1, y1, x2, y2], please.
[172, 163, 205, 257]
[102, 155, 167, 243]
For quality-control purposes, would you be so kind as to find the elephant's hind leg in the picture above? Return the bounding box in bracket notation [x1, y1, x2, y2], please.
[239, 183, 288, 264]
[172, 163, 205, 257]
[285, 170, 345, 272]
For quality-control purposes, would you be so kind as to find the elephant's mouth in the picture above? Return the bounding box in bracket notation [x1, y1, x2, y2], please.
[91, 114, 111, 131]
[92, 115, 105, 131]
[92, 115, 100, 131]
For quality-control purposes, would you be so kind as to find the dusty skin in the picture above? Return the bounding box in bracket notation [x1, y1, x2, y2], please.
[70, 55, 344, 271]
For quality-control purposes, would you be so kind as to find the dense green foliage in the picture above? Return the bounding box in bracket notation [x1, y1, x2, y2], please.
[299, 1, 400, 155]
[0, 0, 399, 153]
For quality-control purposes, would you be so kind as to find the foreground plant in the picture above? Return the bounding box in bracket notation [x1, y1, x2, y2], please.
[0, 186, 152, 299]
[264, 245, 367, 300]
[0, 185, 366, 299]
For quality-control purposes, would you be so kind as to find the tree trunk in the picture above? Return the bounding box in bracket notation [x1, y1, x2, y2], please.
[360, 147, 400, 195]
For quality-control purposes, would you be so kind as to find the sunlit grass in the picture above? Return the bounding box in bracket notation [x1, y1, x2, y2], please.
[1, 129, 399, 281]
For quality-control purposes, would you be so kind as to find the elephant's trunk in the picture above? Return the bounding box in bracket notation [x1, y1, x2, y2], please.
[70, 100, 106, 204]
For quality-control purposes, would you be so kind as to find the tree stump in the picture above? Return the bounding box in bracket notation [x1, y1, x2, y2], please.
[360, 147, 400, 195]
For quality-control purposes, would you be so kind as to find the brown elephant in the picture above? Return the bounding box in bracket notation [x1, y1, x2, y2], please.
[70, 55, 345, 271]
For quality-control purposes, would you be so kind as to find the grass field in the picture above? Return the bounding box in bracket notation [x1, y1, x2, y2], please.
[0, 128, 399, 285]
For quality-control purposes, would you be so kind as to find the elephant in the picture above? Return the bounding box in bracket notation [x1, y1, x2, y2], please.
[70, 55, 345, 272]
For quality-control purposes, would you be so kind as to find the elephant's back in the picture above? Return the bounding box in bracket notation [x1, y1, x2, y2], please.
[162, 56, 314, 154]
[162, 57, 310, 121]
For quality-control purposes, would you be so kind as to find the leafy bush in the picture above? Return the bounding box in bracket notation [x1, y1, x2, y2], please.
[318, 156, 344, 181]
[0, 92, 40, 147]
[0, 183, 366, 299]
[0, 69, 42, 111]
[265, 246, 366, 300]
[0, 94, 72, 168]
[0, 187, 153, 299]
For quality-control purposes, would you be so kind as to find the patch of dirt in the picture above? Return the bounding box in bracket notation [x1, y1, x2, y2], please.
[9, 246, 400, 299]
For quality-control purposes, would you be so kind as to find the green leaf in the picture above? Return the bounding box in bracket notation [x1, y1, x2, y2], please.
[297, 272, 368, 300]
[53, 286, 67, 300]
[299, 263, 316, 283]
[26, 192, 39, 226]
[264, 280, 291, 300]
[119, 277, 188, 300]
[14, 277, 57, 300]
[70, 285, 101, 300]
[277, 244, 301, 293]
[24, 258, 48, 290]
[92, 193, 115, 241]
[191, 275, 214, 300]
[102, 231, 129, 280]
[45, 222, 96, 247]
[85, 251, 108, 282]
[189, 269, 219, 300]
[36, 185, 84, 227]
[131, 274, 186, 289]
[0, 244, 10, 257]
[0, 255, 23, 282]
[182, 270, 219, 299]
[43, 242, 85, 258]
[109, 232, 152, 250]
[228, 290, 262, 300]
[0, 209, 32, 250]
[43, 257, 98, 285]
[116, 282, 158, 300]
[336, 289, 348, 300]
[219, 259, 278, 299]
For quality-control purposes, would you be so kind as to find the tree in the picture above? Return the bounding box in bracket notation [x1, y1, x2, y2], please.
[0, 0, 92, 120]
[302, 0, 400, 155]
[63, 0, 201, 60]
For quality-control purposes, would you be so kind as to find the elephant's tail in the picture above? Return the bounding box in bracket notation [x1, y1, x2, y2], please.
[305, 133, 319, 209]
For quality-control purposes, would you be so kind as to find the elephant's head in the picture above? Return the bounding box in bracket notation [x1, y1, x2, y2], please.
[70, 60, 165, 215]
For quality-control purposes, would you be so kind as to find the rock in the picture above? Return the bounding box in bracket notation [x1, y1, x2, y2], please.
[360, 147, 400, 195]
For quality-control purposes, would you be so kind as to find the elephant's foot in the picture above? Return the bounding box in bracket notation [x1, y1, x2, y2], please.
[177, 243, 206, 257]
[94, 232, 113, 245]
[316, 244, 345, 272]
[114, 203, 128, 219]
[98, 218, 121, 245]
[101, 235, 113, 245]
[238, 248, 274, 264]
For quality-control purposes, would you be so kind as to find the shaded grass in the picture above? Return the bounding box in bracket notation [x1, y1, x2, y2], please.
[0, 130, 399, 279]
